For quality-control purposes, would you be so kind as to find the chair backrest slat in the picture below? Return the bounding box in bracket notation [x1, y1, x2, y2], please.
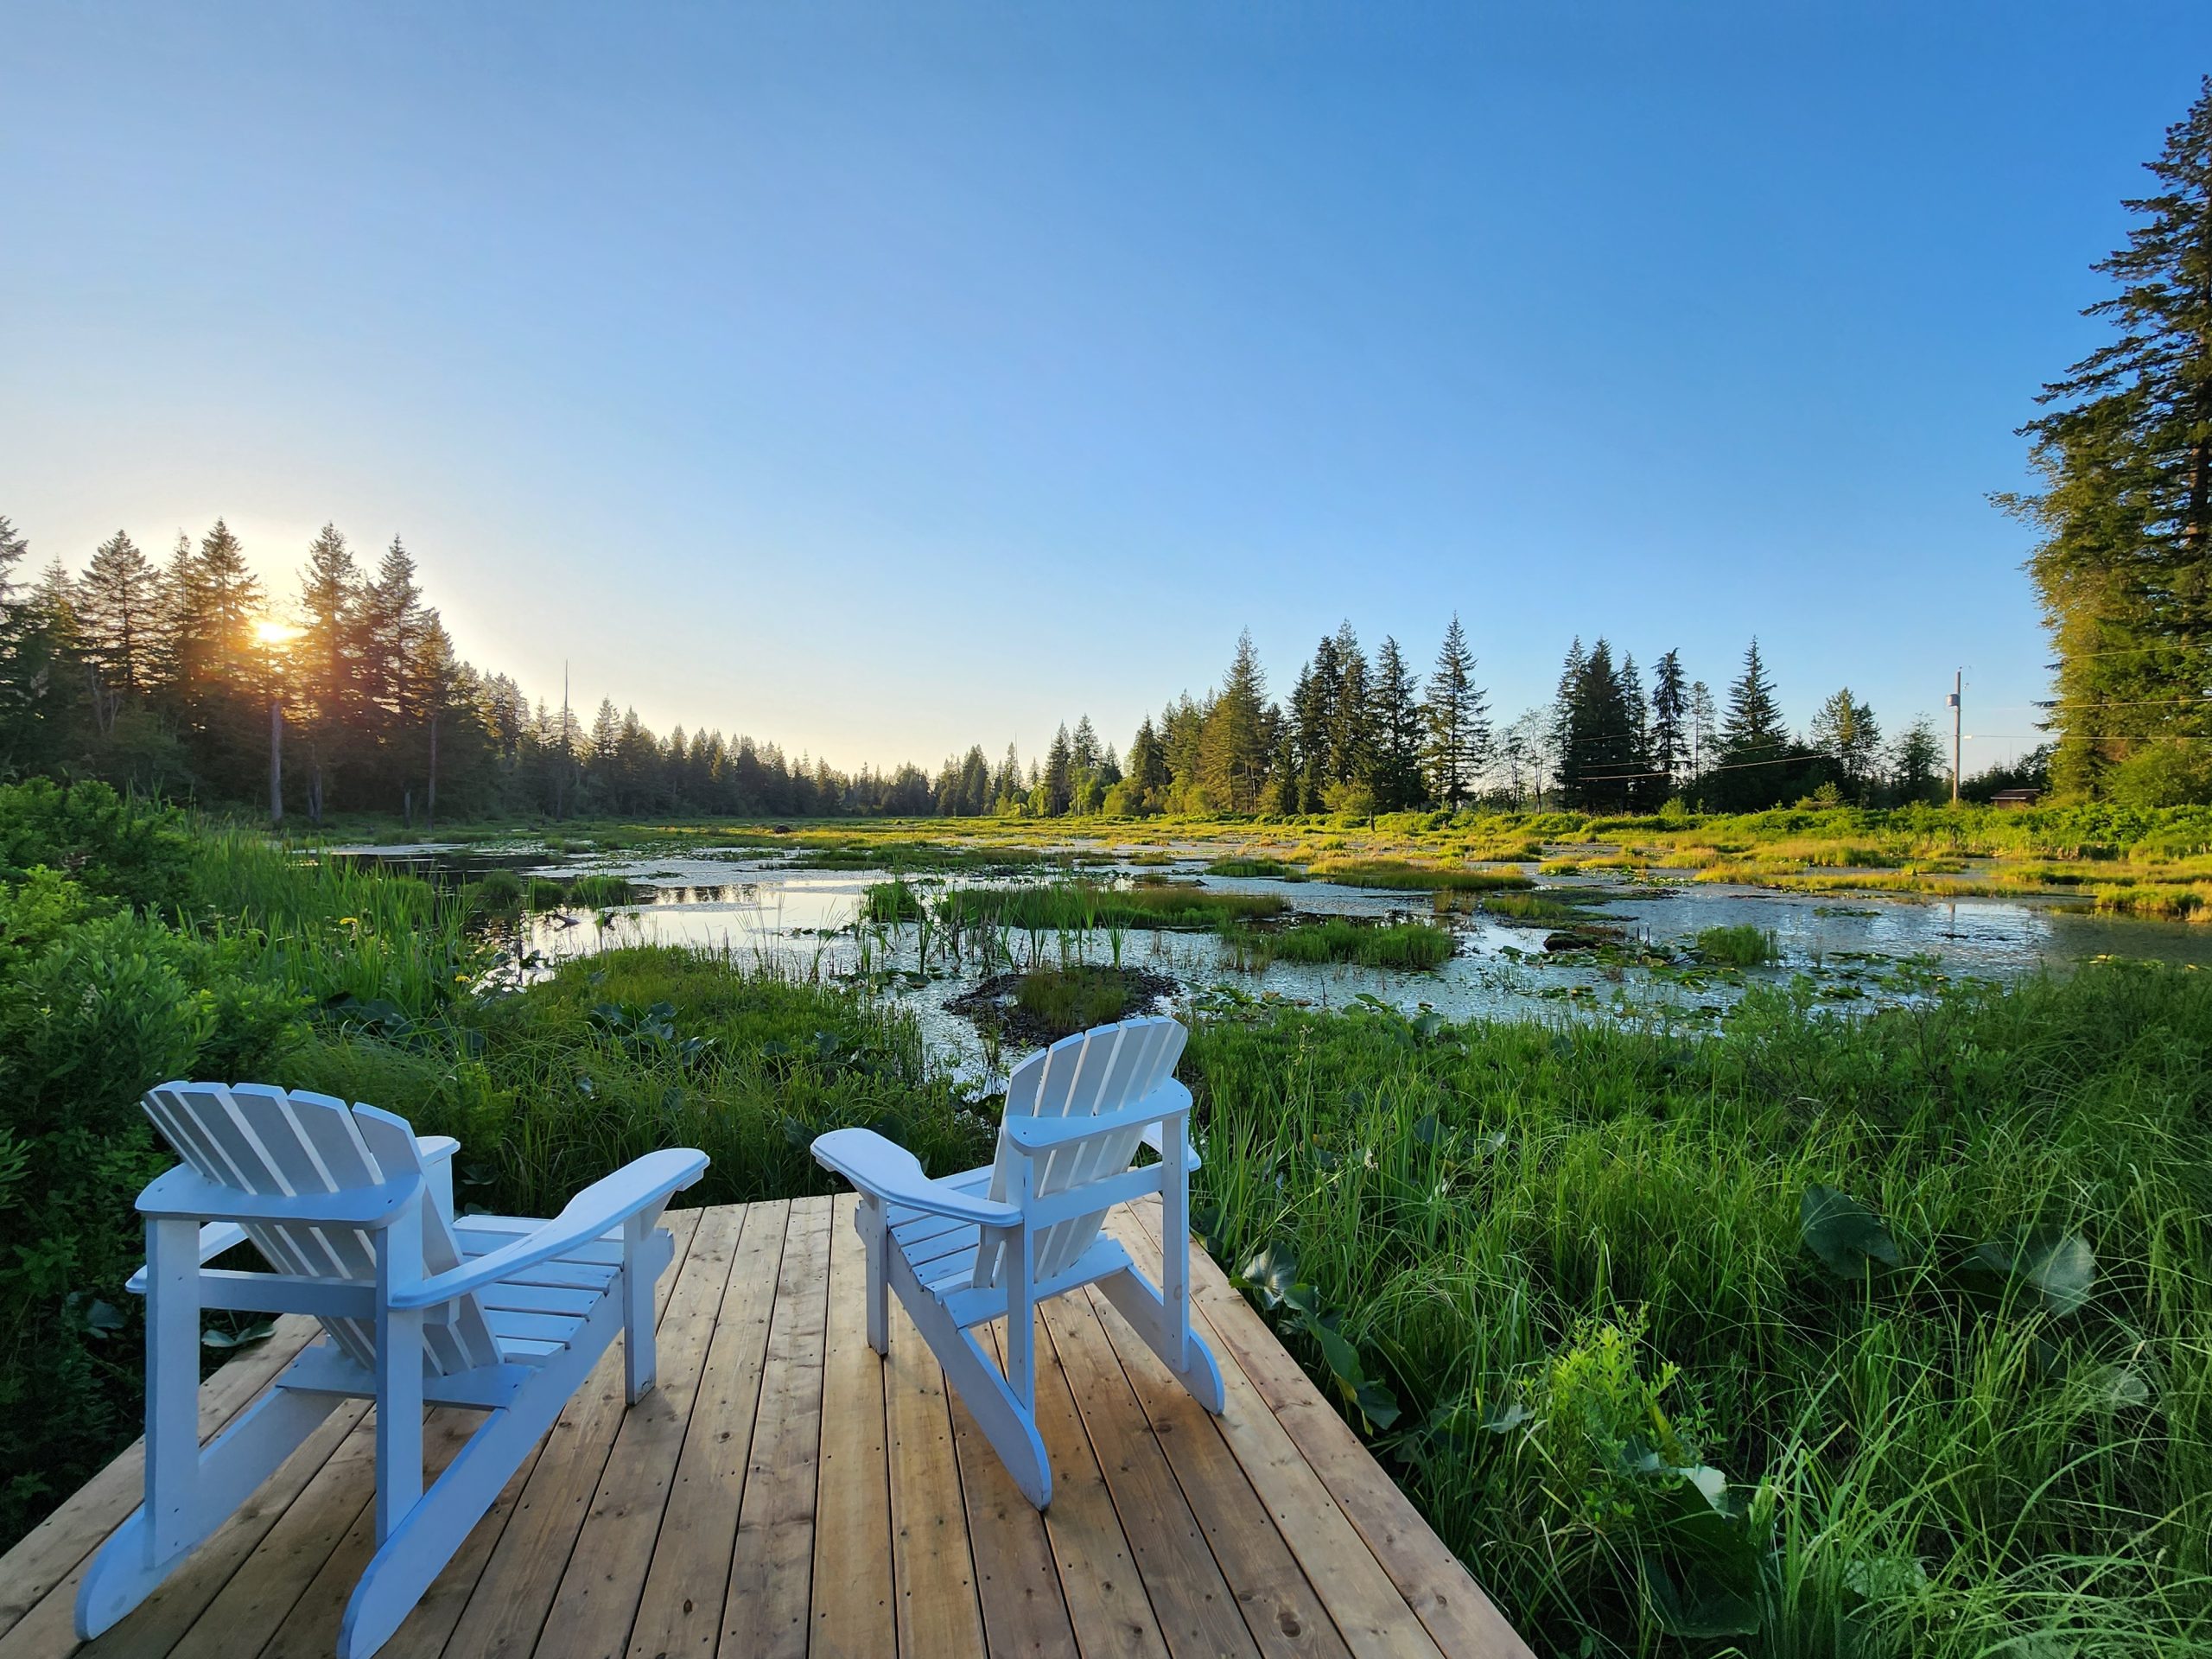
[977, 1016, 1187, 1290]
[142, 1083, 499, 1376]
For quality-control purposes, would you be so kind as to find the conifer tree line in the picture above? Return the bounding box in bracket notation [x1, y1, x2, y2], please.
[1094, 625, 1955, 818]
[0, 518, 944, 823]
[0, 514, 1970, 822]
[2008, 75, 2212, 805]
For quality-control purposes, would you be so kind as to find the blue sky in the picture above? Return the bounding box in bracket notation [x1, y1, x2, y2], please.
[4, 4, 2207, 775]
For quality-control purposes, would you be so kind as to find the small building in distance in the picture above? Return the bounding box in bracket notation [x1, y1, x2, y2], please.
[1991, 788, 2042, 809]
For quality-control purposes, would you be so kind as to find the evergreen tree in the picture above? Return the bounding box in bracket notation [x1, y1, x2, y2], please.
[75, 531, 158, 694]
[1809, 688, 1882, 800]
[168, 520, 266, 795]
[1293, 632, 1342, 812]
[1649, 649, 1688, 793]
[1720, 639, 1785, 755]
[1688, 680, 1718, 782]
[1325, 620, 1374, 797]
[0, 516, 25, 612]
[1369, 635, 1427, 810]
[364, 537, 425, 797]
[296, 524, 367, 818]
[1888, 716, 1948, 804]
[1197, 631, 1269, 811]
[1044, 722, 1074, 815]
[1560, 639, 1635, 811]
[1618, 652, 1655, 810]
[1422, 613, 1488, 807]
[2012, 78, 2212, 799]
[1551, 638, 1590, 803]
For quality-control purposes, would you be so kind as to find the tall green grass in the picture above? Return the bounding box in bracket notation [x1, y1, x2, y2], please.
[1182, 966, 2212, 1656]
[1310, 858, 1536, 893]
[937, 880, 1285, 931]
[1245, 916, 1456, 969]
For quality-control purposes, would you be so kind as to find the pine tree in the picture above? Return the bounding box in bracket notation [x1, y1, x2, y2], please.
[1551, 638, 1590, 803]
[2012, 78, 2212, 798]
[1618, 652, 1655, 809]
[1369, 635, 1427, 810]
[75, 531, 158, 694]
[1294, 632, 1342, 812]
[1649, 649, 1688, 794]
[1422, 613, 1488, 807]
[296, 524, 367, 817]
[0, 516, 25, 612]
[1326, 620, 1374, 796]
[1688, 681, 1718, 782]
[1045, 723, 1074, 815]
[1197, 631, 1269, 811]
[1810, 688, 1883, 799]
[1720, 639, 1785, 757]
[1561, 639, 1634, 810]
[364, 538, 425, 794]
[169, 520, 266, 794]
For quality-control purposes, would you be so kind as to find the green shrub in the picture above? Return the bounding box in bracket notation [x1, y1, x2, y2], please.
[0, 779, 193, 909]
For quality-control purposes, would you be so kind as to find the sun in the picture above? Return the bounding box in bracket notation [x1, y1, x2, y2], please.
[253, 620, 304, 646]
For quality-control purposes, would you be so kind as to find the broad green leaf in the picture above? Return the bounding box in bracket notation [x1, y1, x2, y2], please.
[1800, 1185, 1899, 1281]
[1239, 1243, 1300, 1309]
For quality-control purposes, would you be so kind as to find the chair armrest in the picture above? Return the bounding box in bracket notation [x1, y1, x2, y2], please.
[416, 1135, 460, 1168]
[124, 1222, 250, 1295]
[811, 1128, 1021, 1225]
[389, 1147, 708, 1309]
[137, 1164, 422, 1227]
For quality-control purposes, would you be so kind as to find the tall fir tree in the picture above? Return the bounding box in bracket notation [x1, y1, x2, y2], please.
[1369, 635, 1427, 810]
[2009, 77, 2212, 800]
[75, 531, 158, 695]
[1325, 620, 1374, 798]
[1649, 648, 1688, 795]
[1197, 631, 1270, 811]
[1422, 613, 1489, 807]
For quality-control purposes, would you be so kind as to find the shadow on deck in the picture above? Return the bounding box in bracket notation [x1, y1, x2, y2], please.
[0, 1195, 1530, 1659]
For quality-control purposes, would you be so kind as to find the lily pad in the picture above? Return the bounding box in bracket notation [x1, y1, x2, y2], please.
[1800, 1185, 1900, 1281]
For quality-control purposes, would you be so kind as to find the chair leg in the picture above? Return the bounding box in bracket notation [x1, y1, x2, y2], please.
[1096, 1267, 1225, 1414]
[375, 1192, 426, 1543]
[76, 1383, 337, 1639]
[622, 1213, 656, 1403]
[857, 1195, 890, 1356]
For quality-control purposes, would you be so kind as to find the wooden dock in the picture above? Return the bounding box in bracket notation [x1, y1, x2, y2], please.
[0, 1195, 1531, 1659]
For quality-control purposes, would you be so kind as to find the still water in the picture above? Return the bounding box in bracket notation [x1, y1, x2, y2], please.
[336, 841, 2212, 1073]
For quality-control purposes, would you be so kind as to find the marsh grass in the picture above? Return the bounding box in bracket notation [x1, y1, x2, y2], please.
[1185, 966, 2212, 1656]
[938, 880, 1286, 932]
[1206, 855, 1305, 879]
[1692, 924, 1782, 965]
[1310, 858, 1535, 893]
[1243, 916, 1457, 969]
[1014, 966, 1132, 1033]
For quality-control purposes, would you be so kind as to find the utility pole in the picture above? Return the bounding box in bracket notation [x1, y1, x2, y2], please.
[1948, 669, 1961, 805]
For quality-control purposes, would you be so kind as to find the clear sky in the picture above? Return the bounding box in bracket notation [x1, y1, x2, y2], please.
[5, 3, 2207, 776]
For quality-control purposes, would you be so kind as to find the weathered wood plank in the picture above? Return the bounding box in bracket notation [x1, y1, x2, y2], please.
[534, 1204, 745, 1659]
[1086, 1287, 1352, 1659]
[1023, 1315, 1171, 1659]
[0, 1314, 322, 1643]
[435, 1207, 706, 1659]
[1117, 1201, 1532, 1659]
[810, 1194, 894, 1659]
[950, 1320, 1077, 1658]
[623, 1200, 788, 1659]
[245, 1408, 483, 1659]
[882, 1293, 986, 1659]
[1039, 1294, 1259, 1659]
[721, 1197, 833, 1659]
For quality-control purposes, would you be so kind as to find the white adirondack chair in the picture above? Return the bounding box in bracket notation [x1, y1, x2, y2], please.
[811, 1014, 1222, 1509]
[75, 1083, 708, 1659]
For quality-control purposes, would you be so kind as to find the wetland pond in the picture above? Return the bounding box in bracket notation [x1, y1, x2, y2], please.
[334, 837, 2212, 1077]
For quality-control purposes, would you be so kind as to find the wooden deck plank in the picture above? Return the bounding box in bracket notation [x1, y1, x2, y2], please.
[247, 1408, 486, 1659]
[0, 1315, 323, 1644]
[882, 1293, 987, 1659]
[1018, 1314, 1172, 1659]
[722, 1198, 833, 1659]
[534, 1203, 747, 1659]
[950, 1319, 1078, 1659]
[1116, 1201, 1532, 1659]
[434, 1207, 706, 1659]
[809, 1194, 894, 1659]
[623, 1200, 789, 1659]
[2, 1199, 1528, 1659]
[1039, 1294, 1260, 1659]
[1084, 1288, 1353, 1659]
[47, 1402, 372, 1659]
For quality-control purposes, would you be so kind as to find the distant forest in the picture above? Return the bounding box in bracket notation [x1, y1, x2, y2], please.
[0, 512, 1995, 823]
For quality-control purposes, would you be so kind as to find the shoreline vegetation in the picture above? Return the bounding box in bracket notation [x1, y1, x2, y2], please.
[3, 781, 2209, 1657]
